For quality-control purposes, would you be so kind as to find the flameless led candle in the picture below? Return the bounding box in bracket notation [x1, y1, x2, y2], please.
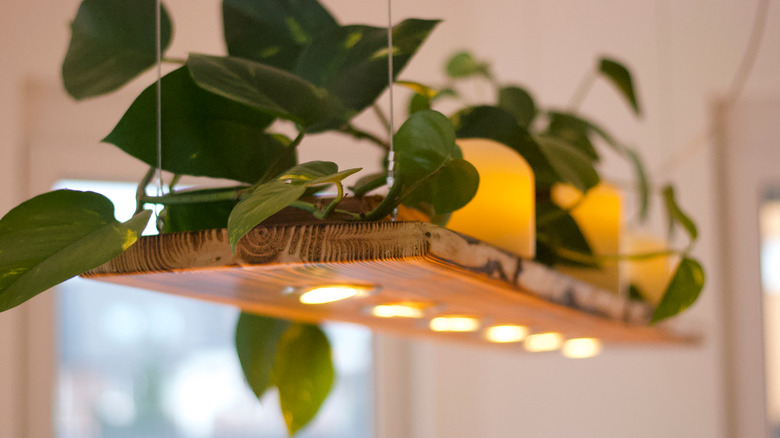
[552, 183, 623, 294]
[623, 234, 673, 305]
[446, 138, 535, 258]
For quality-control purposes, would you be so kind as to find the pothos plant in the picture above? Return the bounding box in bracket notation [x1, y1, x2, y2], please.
[0, 0, 704, 435]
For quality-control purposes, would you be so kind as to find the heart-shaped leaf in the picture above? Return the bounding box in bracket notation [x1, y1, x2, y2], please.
[104, 67, 295, 184]
[598, 57, 641, 116]
[274, 323, 334, 435]
[535, 134, 600, 192]
[187, 54, 350, 130]
[498, 86, 536, 128]
[451, 106, 557, 187]
[235, 312, 292, 399]
[651, 257, 704, 323]
[223, 0, 339, 71]
[0, 190, 150, 312]
[228, 161, 361, 248]
[295, 19, 439, 113]
[402, 158, 479, 214]
[62, 0, 172, 99]
[545, 112, 600, 162]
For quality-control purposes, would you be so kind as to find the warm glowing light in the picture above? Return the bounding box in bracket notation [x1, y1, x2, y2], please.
[552, 183, 623, 293]
[371, 304, 426, 318]
[524, 332, 563, 352]
[562, 338, 602, 359]
[429, 316, 480, 332]
[298, 285, 370, 304]
[447, 138, 536, 258]
[624, 234, 673, 305]
[485, 325, 529, 343]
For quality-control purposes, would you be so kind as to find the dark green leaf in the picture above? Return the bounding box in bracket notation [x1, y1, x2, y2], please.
[276, 161, 338, 181]
[545, 112, 599, 162]
[402, 158, 479, 214]
[187, 54, 350, 130]
[498, 86, 536, 128]
[598, 57, 641, 116]
[625, 147, 650, 221]
[451, 106, 557, 187]
[535, 135, 600, 192]
[0, 190, 150, 312]
[104, 67, 293, 184]
[408, 92, 431, 115]
[662, 185, 698, 241]
[163, 200, 236, 232]
[223, 0, 339, 71]
[445, 51, 490, 79]
[62, 0, 173, 99]
[295, 19, 439, 113]
[274, 323, 334, 435]
[651, 257, 704, 323]
[235, 312, 292, 399]
[628, 283, 645, 302]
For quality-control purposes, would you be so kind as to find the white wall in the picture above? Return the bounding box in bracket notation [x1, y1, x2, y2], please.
[1, 0, 779, 437]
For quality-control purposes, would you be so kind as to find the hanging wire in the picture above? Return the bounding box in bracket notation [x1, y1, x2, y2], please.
[155, 0, 165, 231]
[386, 0, 398, 221]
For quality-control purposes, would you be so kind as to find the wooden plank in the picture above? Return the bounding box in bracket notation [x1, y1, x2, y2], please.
[83, 221, 695, 346]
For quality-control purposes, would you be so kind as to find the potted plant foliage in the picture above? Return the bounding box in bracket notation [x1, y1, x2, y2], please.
[0, 0, 703, 434]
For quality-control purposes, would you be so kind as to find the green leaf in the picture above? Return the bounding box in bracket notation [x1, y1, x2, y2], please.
[408, 92, 431, 115]
[62, 0, 173, 99]
[295, 19, 439, 113]
[598, 57, 641, 116]
[651, 257, 704, 323]
[223, 0, 339, 71]
[228, 180, 308, 248]
[235, 312, 292, 399]
[274, 323, 334, 435]
[498, 86, 536, 128]
[0, 190, 150, 312]
[625, 147, 650, 222]
[535, 135, 600, 192]
[163, 200, 236, 233]
[445, 51, 491, 79]
[104, 67, 294, 184]
[451, 106, 557, 187]
[187, 54, 350, 130]
[402, 158, 479, 214]
[545, 112, 599, 162]
[662, 185, 698, 242]
[228, 161, 361, 248]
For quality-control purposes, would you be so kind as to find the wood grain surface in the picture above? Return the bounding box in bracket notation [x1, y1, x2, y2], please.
[83, 220, 695, 346]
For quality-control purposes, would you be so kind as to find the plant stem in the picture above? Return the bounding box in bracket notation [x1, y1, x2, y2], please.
[555, 246, 680, 264]
[339, 124, 390, 150]
[568, 69, 597, 111]
[372, 104, 391, 132]
[141, 185, 250, 205]
[162, 56, 186, 64]
[289, 200, 362, 220]
[135, 167, 156, 215]
[351, 174, 387, 197]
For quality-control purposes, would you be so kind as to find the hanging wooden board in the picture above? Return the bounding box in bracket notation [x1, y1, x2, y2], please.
[83, 221, 695, 346]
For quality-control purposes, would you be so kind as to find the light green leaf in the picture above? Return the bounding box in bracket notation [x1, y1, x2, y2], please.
[662, 185, 698, 241]
[228, 180, 308, 248]
[104, 67, 293, 184]
[62, 0, 173, 99]
[0, 190, 150, 312]
[445, 51, 491, 79]
[235, 312, 292, 399]
[295, 19, 439, 113]
[223, 0, 339, 71]
[598, 57, 641, 116]
[498, 86, 536, 128]
[228, 161, 361, 248]
[187, 54, 349, 130]
[274, 323, 334, 436]
[535, 135, 600, 192]
[651, 257, 705, 323]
